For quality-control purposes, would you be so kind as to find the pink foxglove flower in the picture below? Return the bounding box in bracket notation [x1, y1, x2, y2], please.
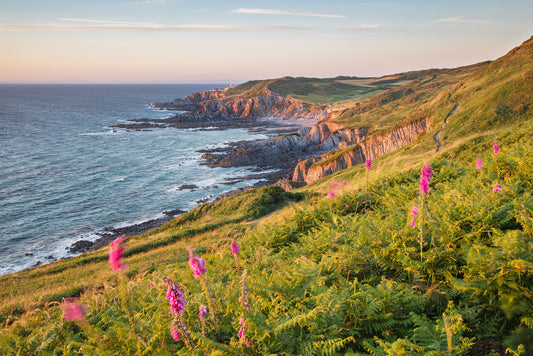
[476, 157, 483, 170]
[409, 205, 418, 227]
[419, 162, 433, 195]
[109, 236, 126, 271]
[189, 250, 206, 278]
[166, 279, 186, 315]
[199, 305, 208, 319]
[231, 240, 240, 255]
[342, 180, 347, 186]
[171, 327, 181, 341]
[61, 297, 87, 321]
[366, 158, 372, 170]
[328, 191, 335, 198]
[492, 184, 502, 193]
[493, 141, 499, 154]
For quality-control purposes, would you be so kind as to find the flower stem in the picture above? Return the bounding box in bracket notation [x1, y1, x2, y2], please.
[200, 275, 218, 330]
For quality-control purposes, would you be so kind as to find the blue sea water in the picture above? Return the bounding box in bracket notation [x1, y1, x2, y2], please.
[0, 84, 268, 275]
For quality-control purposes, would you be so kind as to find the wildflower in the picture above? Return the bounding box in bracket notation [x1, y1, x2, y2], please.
[493, 141, 499, 154]
[166, 279, 186, 315]
[342, 180, 347, 186]
[409, 205, 418, 227]
[199, 305, 208, 319]
[238, 316, 250, 346]
[505, 173, 510, 178]
[492, 184, 502, 193]
[171, 327, 181, 341]
[109, 236, 126, 271]
[189, 249, 206, 278]
[366, 158, 372, 170]
[61, 297, 87, 321]
[476, 157, 483, 170]
[231, 240, 240, 255]
[328, 191, 335, 198]
[419, 162, 433, 195]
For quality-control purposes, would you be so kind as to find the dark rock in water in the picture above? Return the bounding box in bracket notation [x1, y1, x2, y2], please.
[163, 208, 186, 216]
[46, 255, 54, 260]
[177, 184, 198, 191]
[25, 252, 33, 256]
[69, 240, 94, 254]
[196, 195, 213, 204]
[33, 261, 42, 267]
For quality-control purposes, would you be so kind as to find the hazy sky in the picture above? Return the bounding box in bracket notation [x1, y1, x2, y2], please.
[1, 0, 531, 83]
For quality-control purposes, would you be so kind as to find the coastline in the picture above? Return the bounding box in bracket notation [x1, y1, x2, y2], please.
[5, 86, 321, 275]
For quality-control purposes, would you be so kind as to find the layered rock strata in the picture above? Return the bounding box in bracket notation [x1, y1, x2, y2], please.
[292, 119, 430, 183]
[151, 88, 329, 123]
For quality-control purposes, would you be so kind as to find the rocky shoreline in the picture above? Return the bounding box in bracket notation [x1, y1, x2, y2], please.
[68, 208, 186, 255]
[63, 85, 431, 263]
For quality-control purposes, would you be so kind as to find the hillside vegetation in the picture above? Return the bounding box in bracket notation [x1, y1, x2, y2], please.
[225, 70, 440, 104]
[0, 37, 532, 355]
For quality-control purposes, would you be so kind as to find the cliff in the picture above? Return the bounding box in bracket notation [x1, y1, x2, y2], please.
[293, 119, 430, 183]
[201, 122, 369, 171]
[153, 88, 329, 122]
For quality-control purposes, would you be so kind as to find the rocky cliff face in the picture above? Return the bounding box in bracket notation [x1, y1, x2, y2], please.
[154, 88, 329, 122]
[201, 121, 369, 169]
[152, 87, 431, 187]
[292, 119, 430, 183]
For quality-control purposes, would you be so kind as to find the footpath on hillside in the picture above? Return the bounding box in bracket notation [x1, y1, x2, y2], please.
[434, 90, 460, 151]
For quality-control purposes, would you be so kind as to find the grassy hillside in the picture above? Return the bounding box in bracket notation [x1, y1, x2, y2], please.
[225, 70, 440, 104]
[1, 37, 532, 355]
[330, 62, 488, 131]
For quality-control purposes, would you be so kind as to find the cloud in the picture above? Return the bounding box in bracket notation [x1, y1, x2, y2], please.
[0, 19, 309, 32]
[234, 8, 345, 18]
[435, 16, 493, 24]
[344, 24, 380, 30]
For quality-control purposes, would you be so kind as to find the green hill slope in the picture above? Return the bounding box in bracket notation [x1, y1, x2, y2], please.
[1, 37, 532, 355]
[225, 70, 441, 104]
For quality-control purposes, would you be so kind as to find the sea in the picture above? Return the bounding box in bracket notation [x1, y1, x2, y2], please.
[0, 84, 269, 275]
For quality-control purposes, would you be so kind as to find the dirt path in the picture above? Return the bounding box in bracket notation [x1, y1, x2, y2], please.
[434, 90, 460, 152]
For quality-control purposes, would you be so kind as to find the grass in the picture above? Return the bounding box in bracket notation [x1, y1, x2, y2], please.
[2, 129, 532, 354]
[224, 71, 441, 104]
[1, 36, 532, 355]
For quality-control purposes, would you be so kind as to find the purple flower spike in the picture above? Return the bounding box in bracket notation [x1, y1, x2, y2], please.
[328, 191, 335, 198]
[109, 236, 126, 271]
[492, 184, 502, 193]
[231, 240, 240, 255]
[171, 327, 181, 341]
[493, 141, 499, 154]
[419, 162, 433, 195]
[199, 305, 207, 319]
[189, 250, 206, 278]
[409, 205, 418, 227]
[61, 297, 87, 321]
[476, 157, 483, 170]
[366, 158, 372, 170]
[166, 279, 186, 315]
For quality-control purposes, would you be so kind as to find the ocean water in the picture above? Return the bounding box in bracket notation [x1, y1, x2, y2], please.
[0, 84, 268, 275]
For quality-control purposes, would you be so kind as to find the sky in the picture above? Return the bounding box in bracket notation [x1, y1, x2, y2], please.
[0, 0, 531, 83]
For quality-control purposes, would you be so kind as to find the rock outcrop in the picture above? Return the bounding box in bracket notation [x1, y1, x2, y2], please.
[152, 88, 431, 186]
[293, 119, 430, 183]
[152, 88, 329, 123]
